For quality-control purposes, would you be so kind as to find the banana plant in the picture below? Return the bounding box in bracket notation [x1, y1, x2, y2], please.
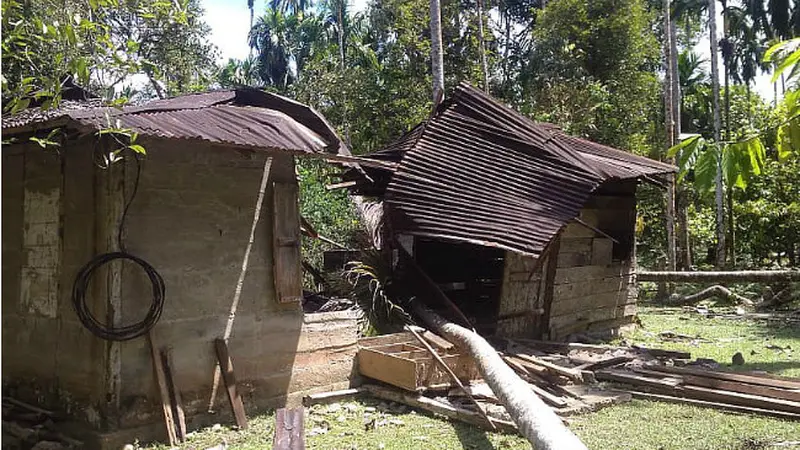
[668, 133, 766, 192]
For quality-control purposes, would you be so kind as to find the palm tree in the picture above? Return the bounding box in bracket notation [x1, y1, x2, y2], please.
[477, 0, 489, 92]
[249, 9, 294, 88]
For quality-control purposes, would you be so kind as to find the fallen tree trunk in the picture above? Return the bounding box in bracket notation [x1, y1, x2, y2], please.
[637, 270, 800, 283]
[669, 285, 754, 306]
[412, 303, 587, 450]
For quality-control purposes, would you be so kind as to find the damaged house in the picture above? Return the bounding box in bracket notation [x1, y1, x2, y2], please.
[341, 83, 676, 340]
[1, 89, 371, 448]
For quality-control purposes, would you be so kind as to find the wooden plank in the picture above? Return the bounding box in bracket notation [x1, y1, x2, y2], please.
[529, 384, 569, 408]
[160, 348, 187, 442]
[549, 303, 637, 332]
[628, 391, 800, 420]
[575, 356, 633, 372]
[272, 182, 302, 303]
[512, 353, 588, 383]
[550, 291, 631, 317]
[214, 339, 249, 429]
[357, 348, 419, 392]
[679, 374, 800, 403]
[362, 384, 518, 432]
[595, 369, 683, 389]
[302, 388, 366, 407]
[646, 365, 800, 390]
[541, 237, 560, 339]
[273, 407, 305, 450]
[358, 332, 415, 348]
[555, 264, 633, 285]
[148, 333, 177, 446]
[591, 238, 613, 266]
[679, 385, 800, 414]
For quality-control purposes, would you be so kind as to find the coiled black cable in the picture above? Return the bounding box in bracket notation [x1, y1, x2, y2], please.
[72, 155, 166, 341]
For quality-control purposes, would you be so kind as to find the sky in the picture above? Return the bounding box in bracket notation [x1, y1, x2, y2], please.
[201, 0, 778, 103]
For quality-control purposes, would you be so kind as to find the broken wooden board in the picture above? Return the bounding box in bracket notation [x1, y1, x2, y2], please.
[214, 339, 249, 429]
[273, 407, 305, 450]
[148, 333, 178, 446]
[302, 388, 365, 407]
[645, 364, 800, 390]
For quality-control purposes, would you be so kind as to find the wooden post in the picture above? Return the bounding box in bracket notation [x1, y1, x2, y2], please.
[273, 407, 305, 450]
[540, 237, 561, 339]
[214, 339, 249, 429]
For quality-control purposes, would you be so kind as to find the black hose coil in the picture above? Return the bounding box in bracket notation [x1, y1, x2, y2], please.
[72, 251, 165, 341]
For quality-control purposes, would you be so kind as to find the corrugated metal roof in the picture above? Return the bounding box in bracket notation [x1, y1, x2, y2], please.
[2, 88, 345, 155]
[383, 83, 676, 258]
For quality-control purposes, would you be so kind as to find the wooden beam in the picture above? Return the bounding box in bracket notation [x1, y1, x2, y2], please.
[678, 373, 800, 403]
[148, 333, 178, 446]
[628, 391, 800, 420]
[678, 385, 800, 414]
[302, 388, 365, 407]
[273, 407, 305, 450]
[637, 270, 800, 283]
[214, 339, 249, 429]
[645, 365, 800, 390]
[512, 353, 589, 384]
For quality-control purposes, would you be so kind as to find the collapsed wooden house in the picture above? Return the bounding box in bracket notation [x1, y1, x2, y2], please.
[1, 89, 372, 448]
[342, 83, 676, 340]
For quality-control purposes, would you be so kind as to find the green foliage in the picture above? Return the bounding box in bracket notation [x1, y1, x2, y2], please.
[341, 251, 412, 334]
[763, 37, 800, 84]
[297, 159, 362, 274]
[1, 0, 218, 108]
[522, 0, 662, 153]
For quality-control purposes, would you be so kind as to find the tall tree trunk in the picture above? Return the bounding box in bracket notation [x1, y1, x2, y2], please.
[722, 0, 733, 267]
[476, 0, 489, 92]
[413, 304, 588, 450]
[708, 0, 726, 268]
[670, 19, 690, 269]
[430, 0, 445, 104]
[663, 0, 677, 272]
[337, 0, 352, 146]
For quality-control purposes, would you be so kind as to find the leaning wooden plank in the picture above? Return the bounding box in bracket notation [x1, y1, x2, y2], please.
[362, 384, 517, 433]
[214, 339, 249, 429]
[273, 407, 305, 450]
[422, 330, 455, 351]
[160, 348, 187, 442]
[679, 385, 800, 414]
[302, 388, 365, 407]
[528, 384, 569, 408]
[405, 325, 496, 430]
[628, 391, 800, 421]
[647, 365, 800, 390]
[148, 333, 178, 446]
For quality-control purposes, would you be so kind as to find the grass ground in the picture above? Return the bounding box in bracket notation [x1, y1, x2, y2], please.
[142, 308, 799, 450]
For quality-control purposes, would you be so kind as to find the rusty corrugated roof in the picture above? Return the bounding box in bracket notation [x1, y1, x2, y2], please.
[382, 83, 675, 258]
[2, 88, 345, 155]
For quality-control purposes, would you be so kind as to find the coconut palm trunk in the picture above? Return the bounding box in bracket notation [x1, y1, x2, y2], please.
[412, 304, 588, 450]
[476, 0, 489, 92]
[663, 0, 677, 273]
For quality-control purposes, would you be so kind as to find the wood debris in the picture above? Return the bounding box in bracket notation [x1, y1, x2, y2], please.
[2, 398, 82, 450]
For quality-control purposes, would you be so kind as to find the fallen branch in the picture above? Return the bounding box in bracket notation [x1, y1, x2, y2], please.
[669, 285, 754, 306]
[412, 303, 588, 450]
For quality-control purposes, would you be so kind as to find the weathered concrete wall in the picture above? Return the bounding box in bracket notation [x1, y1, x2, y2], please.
[2, 139, 109, 426]
[108, 139, 358, 438]
[3, 138, 360, 448]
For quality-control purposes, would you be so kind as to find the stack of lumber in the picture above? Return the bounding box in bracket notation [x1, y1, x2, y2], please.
[595, 364, 800, 420]
[2, 397, 83, 449]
